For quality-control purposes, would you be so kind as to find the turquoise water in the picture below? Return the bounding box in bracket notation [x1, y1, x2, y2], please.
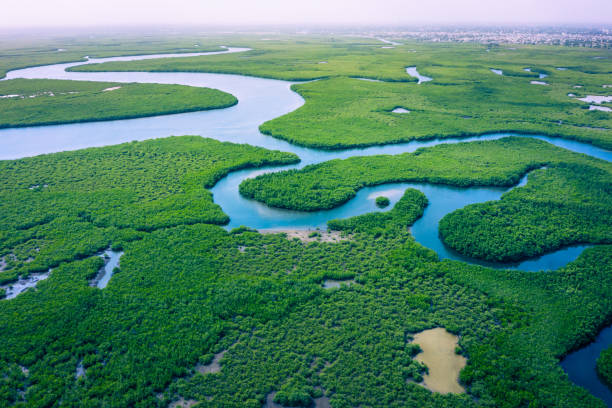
[2, 50, 610, 271]
[1, 49, 611, 404]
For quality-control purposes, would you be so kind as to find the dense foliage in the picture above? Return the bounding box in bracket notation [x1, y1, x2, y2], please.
[260, 76, 612, 150]
[0, 136, 297, 285]
[328, 189, 427, 236]
[597, 347, 612, 390]
[240, 137, 611, 261]
[0, 79, 237, 128]
[439, 163, 612, 262]
[1, 35, 611, 408]
[1, 171, 610, 406]
[72, 38, 612, 149]
[375, 196, 390, 208]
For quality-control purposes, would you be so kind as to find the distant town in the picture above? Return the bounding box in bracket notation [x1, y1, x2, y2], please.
[341, 26, 612, 48]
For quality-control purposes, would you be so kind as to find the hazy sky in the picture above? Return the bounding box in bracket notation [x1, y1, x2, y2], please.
[2, 0, 612, 28]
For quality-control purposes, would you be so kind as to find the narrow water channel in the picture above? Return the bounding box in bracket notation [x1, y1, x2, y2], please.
[1, 48, 611, 404]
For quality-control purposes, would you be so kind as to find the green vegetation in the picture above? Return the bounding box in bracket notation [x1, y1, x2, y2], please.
[2, 35, 612, 408]
[69, 36, 410, 81]
[0, 33, 227, 79]
[0, 138, 610, 407]
[240, 137, 611, 261]
[439, 164, 612, 262]
[597, 347, 612, 389]
[329, 189, 427, 236]
[71, 37, 612, 149]
[0, 136, 297, 284]
[375, 196, 391, 208]
[0, 79, 237, 128]
[259, 76, 612, 150]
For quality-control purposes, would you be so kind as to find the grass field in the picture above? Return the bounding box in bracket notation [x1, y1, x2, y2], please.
[72, 37, 612, 149]
[0, 33, 228, 79]
[0, 78, 238, 128]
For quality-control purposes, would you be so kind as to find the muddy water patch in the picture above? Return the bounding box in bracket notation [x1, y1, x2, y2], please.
[1, 269, 51, 300]
[196, 350, 227, 374]
[412, 327, 466, 394]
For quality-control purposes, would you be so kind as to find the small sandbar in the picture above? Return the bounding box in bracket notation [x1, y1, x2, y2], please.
[412, 327, 466, 394]
[604, 85, 612, 88]
[381, 46, 395, 49]
[590, 105, 612, 112]
[318, 61, 328, 64]
[557, 67, 568, 71]
[102, 86, 122, 92]
[392, 107, 410, 113]
[1, 269, 51, 300]
[323, 279, 356, 289]
[0, 94, 21, 99]
[490, 68, 503, 76]
[196, 350, 226, 374]
[260, 229, 349, 243]
[530, 81, 548, 85]
[578, 95, 612, 104]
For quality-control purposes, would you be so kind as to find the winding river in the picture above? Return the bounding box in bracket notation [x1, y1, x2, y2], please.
[1, 47, 611, 405]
